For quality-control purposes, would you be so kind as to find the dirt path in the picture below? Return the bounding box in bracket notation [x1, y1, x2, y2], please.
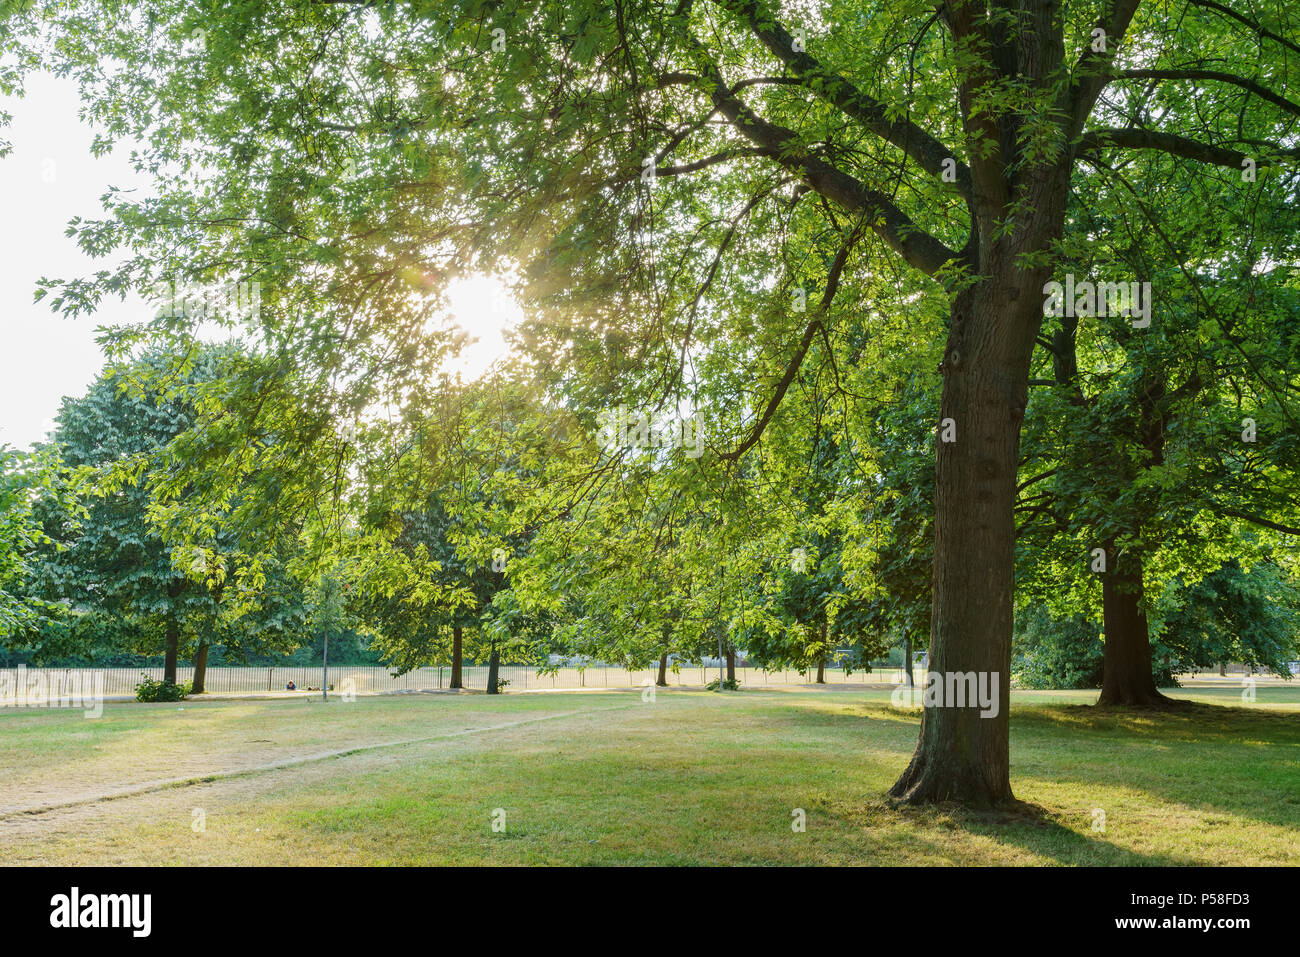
[0, 698, 669, 863]
[0, 704, 639, 822]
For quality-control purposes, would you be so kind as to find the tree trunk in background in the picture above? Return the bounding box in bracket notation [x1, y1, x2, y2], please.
[191, 640, 210, 694]
[815, 620, 828, 683]
[725, 648, 735, 683]
[1099, 549, 1171, 707]
[904, 635, 915, 687]
[1219, 662, 1227, 677]
[1096, 360, 1178, 708]
[486, 642, 500, 695]
[657, 652, 668, 687]
[164, 618, 179, 685]
[450, 624, 464, 689]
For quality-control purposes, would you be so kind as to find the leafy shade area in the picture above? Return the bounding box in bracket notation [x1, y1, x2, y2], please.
[1, 688, 1296, 866]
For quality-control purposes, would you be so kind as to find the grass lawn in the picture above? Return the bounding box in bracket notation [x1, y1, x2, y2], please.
[1, 684, 1297, 865]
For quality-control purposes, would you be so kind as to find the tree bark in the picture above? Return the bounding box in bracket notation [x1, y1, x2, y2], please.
[1219, 662, 1227, 677]
[815, 619, 828, 683]
[889, 269, 1048, 806]
[164, 617, 180, 685]
[486, 641, 500, 695]
[725, 647, 736, 683]
[191, 639, 209, 694]
[657, 651, 668, 687]
[450, 624, 464, 689]
[903, 634, 914, 687]
[1098, 553, 1171, 706]
[1094, 360, 1178, 708]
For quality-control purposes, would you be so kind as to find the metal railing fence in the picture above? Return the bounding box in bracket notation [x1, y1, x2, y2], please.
[0, 663, 915, 697]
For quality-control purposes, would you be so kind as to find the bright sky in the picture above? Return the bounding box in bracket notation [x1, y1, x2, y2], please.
[0, 74, 521, 451]
[0, 72, 151, 451]
[442, 273, 524, 382]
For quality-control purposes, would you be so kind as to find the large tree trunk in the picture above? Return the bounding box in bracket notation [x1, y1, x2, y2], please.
[164, 617, 180, 685]
[725, 648, 735, 683]
[889, 272, 1045, 806]
[486, 642, 500, 695]
[450, 624, 464, 689]
[1099, 550, 1172, 707]
[657, 652, 668, 687]
[191, 639, 209, 694]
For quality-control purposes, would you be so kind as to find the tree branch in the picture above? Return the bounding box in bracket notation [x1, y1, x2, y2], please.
[1112, 69, 1300, 118]
[719, 232, 855, 461]
[719, 316, 822, 462]
[1187, 0, 1300, 57]
[1078, 127, 1300, 168]
[713, 0, 972, 196]
[655, 147, 778, 177]
[1218, 507, 1300, 537]
[691, 58, 959, 275]
[942, 0, 1009, 211]
[1068, 0, 1145, 139]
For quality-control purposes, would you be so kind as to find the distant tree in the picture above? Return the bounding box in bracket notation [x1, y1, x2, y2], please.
[1156, 559, 1300, 677]
[1014, 558, 1300, 689]
[1015, 163, 1300, 705]
[31, 353, 215, 682]
[351, 381, 553, 693]
[355, 492, 502, 689]
[29, 348, 310, 687]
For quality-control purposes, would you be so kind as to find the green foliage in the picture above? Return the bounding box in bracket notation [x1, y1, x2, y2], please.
[9, 347, 316, 666]
[0, 445, 79, 639]
[1012, 605, 1105, 690]
[134, 674, 190, 702]
[2, 0, 1298, 743]
[22, 352, 207, 659]
[1156, 560, 1300, 676]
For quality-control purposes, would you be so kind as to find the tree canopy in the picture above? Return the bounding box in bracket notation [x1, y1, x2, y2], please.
[1, 0, 1296, 808]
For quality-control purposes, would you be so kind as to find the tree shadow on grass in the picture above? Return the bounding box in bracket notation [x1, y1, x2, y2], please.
[825, 796, 1200, 866]
[1009, 702, 1300, 830]
[1016, 700, 1300, 745]
[953, 804, 1199, 866]
[771, 698, 1299, 843]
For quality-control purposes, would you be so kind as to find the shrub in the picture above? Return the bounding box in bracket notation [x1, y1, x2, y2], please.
[705, 677, 740, 691]
[135, 674, 190, 702]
